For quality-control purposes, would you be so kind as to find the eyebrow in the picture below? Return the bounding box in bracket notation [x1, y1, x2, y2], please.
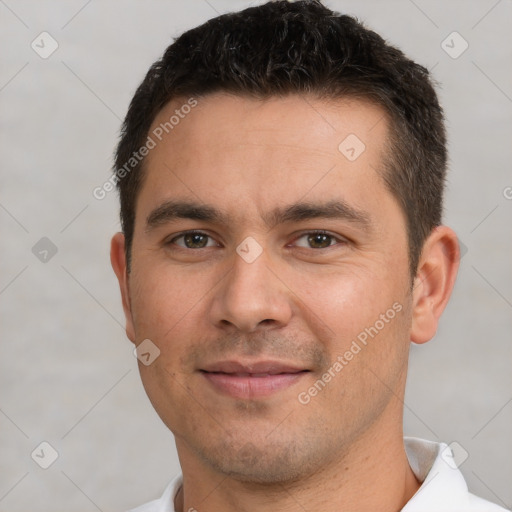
[145, 199, 371, 232]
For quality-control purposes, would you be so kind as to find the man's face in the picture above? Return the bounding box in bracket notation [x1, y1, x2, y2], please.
[118, 93, 414, 482]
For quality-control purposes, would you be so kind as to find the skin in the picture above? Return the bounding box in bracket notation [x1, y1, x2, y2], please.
[111, 93, 459, 512]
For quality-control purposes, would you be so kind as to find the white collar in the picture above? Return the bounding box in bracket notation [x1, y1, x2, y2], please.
[402, 437, 470, 511]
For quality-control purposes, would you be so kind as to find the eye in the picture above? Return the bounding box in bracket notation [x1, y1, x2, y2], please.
[168, 231, 218, 249]
[292, 231, 345, 249]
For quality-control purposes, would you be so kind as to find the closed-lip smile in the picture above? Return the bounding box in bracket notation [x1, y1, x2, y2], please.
[200, 360, 310, 399]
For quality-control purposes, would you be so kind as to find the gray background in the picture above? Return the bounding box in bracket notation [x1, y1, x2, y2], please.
[1, 0, 511, 510]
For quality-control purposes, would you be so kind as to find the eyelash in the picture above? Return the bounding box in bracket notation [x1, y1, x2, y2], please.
[166, 230, 347, 250]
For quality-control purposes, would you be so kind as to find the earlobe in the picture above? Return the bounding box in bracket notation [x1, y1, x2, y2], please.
[410, 226, 460, 344]
[110, 233, 136, 343]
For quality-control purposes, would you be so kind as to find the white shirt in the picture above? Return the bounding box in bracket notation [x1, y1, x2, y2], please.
[128, 437, 509, 512]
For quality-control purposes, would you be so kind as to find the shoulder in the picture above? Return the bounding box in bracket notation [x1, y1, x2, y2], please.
[124, 474, 182, 512]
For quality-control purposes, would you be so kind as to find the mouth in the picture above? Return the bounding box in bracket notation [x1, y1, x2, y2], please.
[199, 360, 310, 399]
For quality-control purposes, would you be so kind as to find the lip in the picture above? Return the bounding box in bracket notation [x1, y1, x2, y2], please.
[200, 360, 309, 399]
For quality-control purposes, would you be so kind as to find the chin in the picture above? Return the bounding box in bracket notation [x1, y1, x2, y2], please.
[196, 436, 325, 485]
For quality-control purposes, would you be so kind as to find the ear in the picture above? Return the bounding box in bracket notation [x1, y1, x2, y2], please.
[410, 226, 460, 344]
[110, 232, 136, 343]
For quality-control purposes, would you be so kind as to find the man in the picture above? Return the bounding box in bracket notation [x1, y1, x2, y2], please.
[110, 1, 508, 511]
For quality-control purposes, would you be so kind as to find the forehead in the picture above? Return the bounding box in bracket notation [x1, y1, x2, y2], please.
[137, 93, 393, 227]
[147, 92, 388, 158]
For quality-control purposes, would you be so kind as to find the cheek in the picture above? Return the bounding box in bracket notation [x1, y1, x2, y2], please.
[305, 272, 412, 403]
[295, 264, 402, 343]
[128, 258, 212, 336]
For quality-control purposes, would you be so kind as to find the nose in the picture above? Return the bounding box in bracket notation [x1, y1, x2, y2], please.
[209, 245, 293, 333]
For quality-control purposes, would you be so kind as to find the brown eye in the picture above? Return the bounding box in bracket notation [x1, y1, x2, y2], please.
[170, 232, 216, 249]
[184, 233, 208, 248]
[307, 233, 334, 249]
[293, 231, 341, 249]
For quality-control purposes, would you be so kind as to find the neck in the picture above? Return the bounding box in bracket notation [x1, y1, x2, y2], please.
[174, 422, 420, 512]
